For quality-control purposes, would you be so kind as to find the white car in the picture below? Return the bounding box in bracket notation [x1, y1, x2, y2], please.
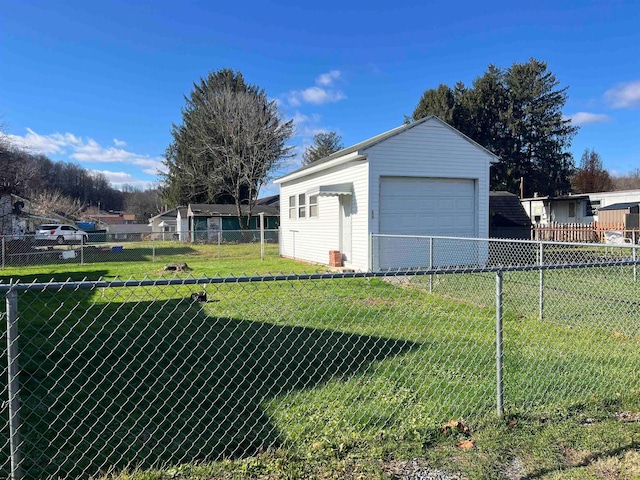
[34, 224, 89, 244]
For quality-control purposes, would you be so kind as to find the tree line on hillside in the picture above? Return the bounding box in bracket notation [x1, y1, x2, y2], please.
[0, 129, 162, 223]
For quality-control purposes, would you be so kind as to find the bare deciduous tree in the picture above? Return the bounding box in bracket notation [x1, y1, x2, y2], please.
[612, 169, 640, 191]
[163, 69, 294, 229]
[123, 187, 163, 223]
[570, 148, 613, 193]
[32, 190, 84, 220]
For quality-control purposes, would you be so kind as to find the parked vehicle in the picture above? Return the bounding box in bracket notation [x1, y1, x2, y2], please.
[34, 224, 88, 244]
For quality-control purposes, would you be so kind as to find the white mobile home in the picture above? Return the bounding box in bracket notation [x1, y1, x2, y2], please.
[521, 189, 640, 225]
[275, 116, 498, 271]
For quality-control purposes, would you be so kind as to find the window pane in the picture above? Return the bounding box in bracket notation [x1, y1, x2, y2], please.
[289, 196, 295, 208]
[309, 195, 318, 217]
[298, 194, 306, 206]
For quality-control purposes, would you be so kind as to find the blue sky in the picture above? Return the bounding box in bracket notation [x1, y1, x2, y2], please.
[1, 0, 638, 197]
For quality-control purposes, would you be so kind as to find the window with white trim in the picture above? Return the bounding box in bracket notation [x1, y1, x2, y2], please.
[309, 194, 318, 217]
[298, 193, 306, 218]
[289, 196, 296, 219]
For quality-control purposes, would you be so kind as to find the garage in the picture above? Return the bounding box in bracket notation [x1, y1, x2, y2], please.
[379, 177, 477, 236]
[276, 116, 497, 271]
[378, 177, 478, 269]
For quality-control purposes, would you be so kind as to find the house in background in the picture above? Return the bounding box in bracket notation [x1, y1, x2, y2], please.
[187, 204, 279, 242]
[148, 208, 188, 240]
[521, 189, 640, 225]
[489, 191, 532, 240]
[275, 116, 498, 271]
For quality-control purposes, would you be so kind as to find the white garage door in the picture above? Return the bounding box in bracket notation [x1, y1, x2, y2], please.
[380, 177, 476, 236]
[377, 177, 477, 269]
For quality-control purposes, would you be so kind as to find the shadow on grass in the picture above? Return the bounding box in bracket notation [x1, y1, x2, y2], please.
[1, 245, 200, 269]
[6, 291, 418, 479]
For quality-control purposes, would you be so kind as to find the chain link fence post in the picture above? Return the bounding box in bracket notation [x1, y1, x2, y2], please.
[369, 234, 374, 271]
[539, 241, 544, 321]
[6, 287, 23, 480]
[2, 236, 5, 269]
[495, 270, 504, 417]
[633, 232, 637, 283]
[80, 235, 85, 265]
[259, 213, 265, 261]
[429, 237, 434, 294]
[152, 237, 156, 262]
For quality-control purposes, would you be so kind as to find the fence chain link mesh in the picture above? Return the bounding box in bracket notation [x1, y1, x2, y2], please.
[1, 236, 639, 478]
[1, 230, 280, 269]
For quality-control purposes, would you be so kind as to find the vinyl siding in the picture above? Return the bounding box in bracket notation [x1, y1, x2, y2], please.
[277, 117, 493, 271]
[366, 119, 492, 240]
[279, 160, 368, 269]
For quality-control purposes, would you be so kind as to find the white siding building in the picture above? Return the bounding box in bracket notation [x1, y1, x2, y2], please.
[521, 189, 640, 225]
[275, 116, 498, 271]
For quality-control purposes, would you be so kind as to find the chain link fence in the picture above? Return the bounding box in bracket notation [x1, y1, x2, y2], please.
[2, 237, 640, 478]
[371, 233, 639, 271]
[1, 229, 280, 269]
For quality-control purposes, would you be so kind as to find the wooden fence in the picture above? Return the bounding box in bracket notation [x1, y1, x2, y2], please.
[531, 222, 639, 243]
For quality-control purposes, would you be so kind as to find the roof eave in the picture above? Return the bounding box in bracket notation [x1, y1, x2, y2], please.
[274, 152, 367, 184]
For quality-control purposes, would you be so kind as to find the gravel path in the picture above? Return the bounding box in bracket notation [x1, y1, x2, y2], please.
[385, 459, 464, 480]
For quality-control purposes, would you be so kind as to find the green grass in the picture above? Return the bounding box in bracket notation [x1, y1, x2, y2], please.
[0, 242, 322, 282]
[1, 254, 639, 479]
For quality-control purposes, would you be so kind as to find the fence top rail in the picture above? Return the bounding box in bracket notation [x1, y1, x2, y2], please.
[1, 259, 638, 292]
[370, 234, 636, 250]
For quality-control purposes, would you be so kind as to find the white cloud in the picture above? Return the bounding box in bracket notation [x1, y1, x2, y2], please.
[292, 111, 310, 125]
[90, 170, 155, 189]
[7, 128, 81, 154]
[288, 87, 346, 106]
[70, 139, 165, 174]
[7, 129, 166, 176]
[565, 112, 611, 125]
[605, 81, 640, 108]
[113, 138, 127, 147]
[316, 70, 340, 86]
[285, 70, 346, 107]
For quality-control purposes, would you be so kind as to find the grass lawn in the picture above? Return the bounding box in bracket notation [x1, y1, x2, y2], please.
[0, 242, 323, 283]
[1, 252, 639, 479]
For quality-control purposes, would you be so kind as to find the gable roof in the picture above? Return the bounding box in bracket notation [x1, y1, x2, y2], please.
[148, 208, 180, 222]
[275, 116, 500, 184]
[489, 191, 532, 227]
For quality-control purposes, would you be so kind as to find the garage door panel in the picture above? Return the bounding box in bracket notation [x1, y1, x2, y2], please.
[378, 176, 477, 269]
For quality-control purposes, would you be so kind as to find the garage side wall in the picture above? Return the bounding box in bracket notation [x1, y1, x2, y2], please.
[279, 161, 369, 269]
[366, 120, 492, 240]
